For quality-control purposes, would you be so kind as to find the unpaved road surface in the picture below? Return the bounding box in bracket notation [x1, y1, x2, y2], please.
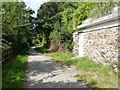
[24, 47, 89, 88]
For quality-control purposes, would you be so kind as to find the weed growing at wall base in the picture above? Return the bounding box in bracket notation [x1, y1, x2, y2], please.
[45, 51, 118, 88]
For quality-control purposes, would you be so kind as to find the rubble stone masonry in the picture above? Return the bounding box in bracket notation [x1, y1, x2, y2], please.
[73, 32, 79, 56]
[83, 27, 119, 65]
[73, 6, 119, 65]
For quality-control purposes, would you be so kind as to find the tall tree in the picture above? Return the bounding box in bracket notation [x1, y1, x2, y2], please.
[36, 2, 61, 47]
[2, 2, 34, 50]
[36, 2, 119, 51]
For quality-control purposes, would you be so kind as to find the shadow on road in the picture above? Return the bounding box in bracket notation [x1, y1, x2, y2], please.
[24, 48, 90, 88]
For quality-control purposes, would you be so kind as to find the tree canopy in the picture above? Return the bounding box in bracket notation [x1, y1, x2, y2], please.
[2, 2, 35, 50]
[2, 1, 119, 52]
[35, 2, 119, 52]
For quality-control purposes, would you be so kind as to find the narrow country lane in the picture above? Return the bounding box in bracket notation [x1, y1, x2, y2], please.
[24, 47, 89, 88]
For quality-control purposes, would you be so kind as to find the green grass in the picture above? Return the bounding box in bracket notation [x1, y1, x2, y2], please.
[75, 73, 97, 85]
[35, 47, 118, 88]
[35, 47, 53, 53]
[70, 57, 102, 71]
[50, 52, 74, 62]
[2, 49, 28, 88]
[46, 51, 118, 88]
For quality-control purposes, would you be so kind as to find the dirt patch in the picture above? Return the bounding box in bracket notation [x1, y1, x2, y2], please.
[49, 41, 66, 53]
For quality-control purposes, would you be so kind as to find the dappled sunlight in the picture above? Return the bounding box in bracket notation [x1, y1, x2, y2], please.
[24, 48, 88, 88]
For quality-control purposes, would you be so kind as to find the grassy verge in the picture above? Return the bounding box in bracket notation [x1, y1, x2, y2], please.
[43, 50, 118, 88]
[35, 47, 53, 53]
[35, 48, 118, 88]
[2, 48, 29, 88]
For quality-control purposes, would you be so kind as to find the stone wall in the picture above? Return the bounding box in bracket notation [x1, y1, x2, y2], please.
[73, 6, 119, 65]
[83, 27, 119, 65]
[73, 32, 79, 56]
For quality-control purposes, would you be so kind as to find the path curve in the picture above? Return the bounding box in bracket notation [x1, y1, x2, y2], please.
[24, 47, 88, 88]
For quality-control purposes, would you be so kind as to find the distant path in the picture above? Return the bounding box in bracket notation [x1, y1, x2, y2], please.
[24, 47, 88, 88]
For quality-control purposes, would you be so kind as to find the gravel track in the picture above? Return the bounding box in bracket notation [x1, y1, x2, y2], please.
[24, 47, 89, 88]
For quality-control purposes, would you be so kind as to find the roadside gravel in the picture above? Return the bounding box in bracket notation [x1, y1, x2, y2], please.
[24, 47, 89, 88]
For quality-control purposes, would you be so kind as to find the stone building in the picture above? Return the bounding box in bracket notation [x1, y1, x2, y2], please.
[73, 7, 120, 65]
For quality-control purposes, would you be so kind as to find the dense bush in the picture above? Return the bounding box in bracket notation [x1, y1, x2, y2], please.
[2, 2, 34, 51]
[36, 2, 119, 52]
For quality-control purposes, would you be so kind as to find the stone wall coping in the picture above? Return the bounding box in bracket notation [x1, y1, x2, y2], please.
[74, 7, 120, 31]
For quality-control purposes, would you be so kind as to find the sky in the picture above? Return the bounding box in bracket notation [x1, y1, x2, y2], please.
[23, 0, 50, 17]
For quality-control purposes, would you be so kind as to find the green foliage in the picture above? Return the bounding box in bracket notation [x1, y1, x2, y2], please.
[34, 34, 47, 48]
[35, 47, 53, 53]
[36, 2, 61, 47]
[75, 57, 102, 71]
[49, 21, 61, 44]
[75, 73, 97, 85]
[75, 73, 92, 79]
[49, 20, 73, 51]
[50, 53, 102, 71]
[86, 78, 97, 85]
[2, 49, 28, 88]
[2, 2, 34, 49]
[99, 66, 112, 76]
[88, 2, 119, 19]
[50, 52, 74, 62]
[36, 2, 119, 52]
[47, 52, 118, 88]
